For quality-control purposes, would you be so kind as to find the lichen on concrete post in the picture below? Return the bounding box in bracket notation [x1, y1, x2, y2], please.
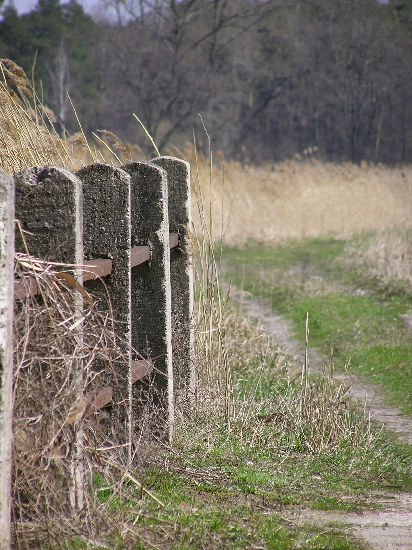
[14, 166, 85, 510]
[77, 164, 132, 446]
[151, 157, 194, 411]
[122, 162, 174, 440]
[0, 170, 14, 550]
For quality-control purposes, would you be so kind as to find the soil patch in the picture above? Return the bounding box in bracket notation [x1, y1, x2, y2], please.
[285, 492, 412, 550]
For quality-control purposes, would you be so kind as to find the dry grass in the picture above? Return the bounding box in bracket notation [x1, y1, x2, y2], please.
[187, 146, 374, 456]
[0, 59, 137, 174]
[0, 59, 84, 173]
[184, 147, 412, 245]
[344, 227, 412, 292]
[178, 294, 374, 458]
[12, 253, 169, 549]
[190, 147, 233, 425]
[13, 253, 170, 549]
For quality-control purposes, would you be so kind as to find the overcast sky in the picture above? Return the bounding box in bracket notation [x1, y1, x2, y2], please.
[5, 0, 98, 15]
[4, 0, 392, 17]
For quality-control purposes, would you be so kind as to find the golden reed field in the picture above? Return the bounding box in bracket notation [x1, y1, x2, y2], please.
[1, 59, 410, 251]
[190, 152, 412, 246]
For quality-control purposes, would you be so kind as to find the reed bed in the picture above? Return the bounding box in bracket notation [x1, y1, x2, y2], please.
[0, 58, 135, 174]
[184, 147, 412, 245]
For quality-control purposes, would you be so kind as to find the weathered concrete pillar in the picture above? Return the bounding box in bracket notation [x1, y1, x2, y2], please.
[151, 157, 194, 410]
[14, 166, 84, 510]
[77, 164, 132, 445]
[0, 171, 14, 550]
[122, 162, 174, 440]
[15, 166, 83, 265]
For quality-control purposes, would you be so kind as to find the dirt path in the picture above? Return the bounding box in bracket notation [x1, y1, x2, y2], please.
[224, 283, 412, 550]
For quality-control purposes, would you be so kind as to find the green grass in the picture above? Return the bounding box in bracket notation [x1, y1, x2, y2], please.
[85, 385, 412, 547]
[69, 234, 412, 549]
[79, 350, 412, 549]
[288, 294, 407, 353]
[82, 429, 411, 549]
[105, 463, 372, 549]
[350, 345, 412, 409]
[222, 236, 412, 413]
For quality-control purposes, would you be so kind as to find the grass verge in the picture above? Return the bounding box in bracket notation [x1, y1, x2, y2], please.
[222, 236, 412, 413]
[68, 304, 412, 549]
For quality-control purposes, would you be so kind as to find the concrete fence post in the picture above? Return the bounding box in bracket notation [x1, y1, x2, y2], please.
[122, 162, 174, 440]
[15, 166, 83, 265]
[77, 164, 133, 448]
[151, 157, 194, 411]
[14, 166, 84, 510]
[0, 170, 14, 550]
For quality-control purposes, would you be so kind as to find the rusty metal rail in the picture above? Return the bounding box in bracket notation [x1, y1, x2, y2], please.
[84, 359, 154, 415]
[13, 233, 179, 414]
[14, 233, 179, 299]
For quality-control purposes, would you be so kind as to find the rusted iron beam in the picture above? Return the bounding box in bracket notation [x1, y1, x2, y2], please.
[169, 232, 179, 249]
[82, 359, 153, 418]
[131, 359, 154, 383]
[14, 233, 178, 301]
[14, 259, 114, 300]
[131, 246, 151, 268]
[83, 258, 113, 280]
[84, 386, 113, 416]
[14, 278, 39, 301]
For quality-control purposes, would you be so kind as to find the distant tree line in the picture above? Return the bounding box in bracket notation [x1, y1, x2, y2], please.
[1, 0, 411, 163]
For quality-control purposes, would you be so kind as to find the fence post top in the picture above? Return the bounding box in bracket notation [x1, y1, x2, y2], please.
[0, 170, 13, 194]
[15, 165, 82, 185]
[0, 168, 13, 179]
[151, 156, 190, 171]
[77, 163, 130, 182]
[122, 161, 167, 178]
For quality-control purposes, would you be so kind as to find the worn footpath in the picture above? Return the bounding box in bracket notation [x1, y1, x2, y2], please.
[224, 283, 412, 550]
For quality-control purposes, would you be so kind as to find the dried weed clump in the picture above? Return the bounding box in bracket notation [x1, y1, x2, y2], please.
[344, 227, 412, 292]
[0, 59, 137, 175]
[180, 290, 373, 457]
[13, 254, 155, 549]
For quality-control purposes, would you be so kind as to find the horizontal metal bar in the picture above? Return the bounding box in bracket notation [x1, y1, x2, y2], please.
[82, 360, 153, 416]
[169, 232, 179, 249]
[131, 246, 151, 268]
[84, 385, 113, 416]
[14, 233, 179, 300]
[14, 278, 39, 300]
[130, 233, 178, 268]
[83, 258, 113, 280]
[131, 359, 154, 383]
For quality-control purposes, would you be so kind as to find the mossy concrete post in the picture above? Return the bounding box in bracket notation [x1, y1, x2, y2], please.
[77, 164, 132, 447]
[0, 171, 14, 550]
[122, 162, 174, 440]
[14, 166, 84, 510]
[151, 157, 194, 410]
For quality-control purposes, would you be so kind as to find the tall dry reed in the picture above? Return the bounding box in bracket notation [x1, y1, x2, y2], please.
[344, 227, 412, 292]
[190, 142, 233, 425]
[183, 146, 412, 245]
